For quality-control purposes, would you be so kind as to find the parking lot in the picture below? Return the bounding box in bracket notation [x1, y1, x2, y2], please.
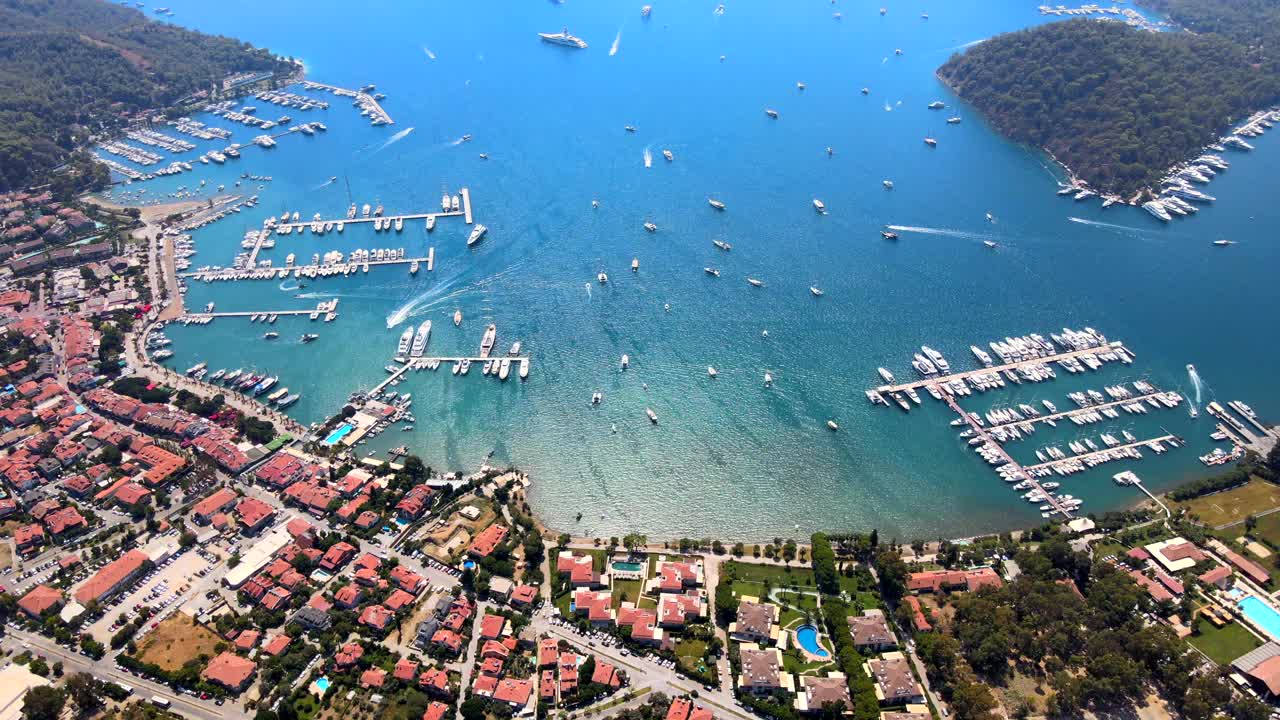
[83, 549, 217, 643]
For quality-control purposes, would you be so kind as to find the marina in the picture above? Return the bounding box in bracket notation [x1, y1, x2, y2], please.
[299, 80, 395, 125]
[872, 341, 1131, 396]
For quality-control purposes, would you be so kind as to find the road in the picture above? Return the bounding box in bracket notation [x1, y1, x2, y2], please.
[1, 626, 239, 720]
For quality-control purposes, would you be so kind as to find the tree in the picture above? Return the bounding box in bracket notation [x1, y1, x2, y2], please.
[623, 534, 648, 553]
[20, 686, 65, 720]
[810, 533, 839, 595]
[65, 673, 103, 714]
[950, 682, 998, 720]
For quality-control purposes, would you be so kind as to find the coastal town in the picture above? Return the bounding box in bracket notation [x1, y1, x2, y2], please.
[0, 177, 1277, 720]
[3, 1, 1280, 720]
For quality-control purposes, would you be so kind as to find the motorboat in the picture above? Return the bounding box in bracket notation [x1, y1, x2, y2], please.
[467, 224, 488, 246]
[539, 28, 588, 48]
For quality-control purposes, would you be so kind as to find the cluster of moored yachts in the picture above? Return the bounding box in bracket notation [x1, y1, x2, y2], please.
[866, 327, 1125, 410]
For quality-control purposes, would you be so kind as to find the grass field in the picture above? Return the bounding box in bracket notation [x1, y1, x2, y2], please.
[611, 579, 644, 605]
[137, 615, 222, 672]
[1188, 620, 1263, 666]
[1173, 478, 1280, 528]
[722, 561, 815, 587]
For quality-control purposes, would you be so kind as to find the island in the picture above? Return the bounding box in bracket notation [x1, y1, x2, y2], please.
[936, 0, 1280, 197]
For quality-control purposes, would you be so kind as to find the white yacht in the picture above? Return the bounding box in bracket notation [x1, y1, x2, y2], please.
[396, 327, 414, 356]
[707, 366, 718, 378]
[409, 320, 432, 358]
[425, 216, 436, 232]
[812, 198, 826, 213]
[708, 198, 726, 211]
[539, 28, 588, 48]
[467, 224, 488, 247]
[597, 272, 608, 284]
[810, 286, 824, 297]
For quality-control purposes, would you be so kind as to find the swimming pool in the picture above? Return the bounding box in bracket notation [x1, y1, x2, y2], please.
[463, 560, 477, 570]
[795, 624, 831, 658]
[315, 677, 331, 692]
[612, 561, 643, 572]
[1239, 596, 1280, 639]
[323, 423, 354, 445]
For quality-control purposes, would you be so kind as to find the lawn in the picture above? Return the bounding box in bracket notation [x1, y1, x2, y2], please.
[1090, 540, 1128, 561]
[136, 615, 222, 672]
[675, 638, 715, 685]
[1246, 512, 1280, 549]
[1173, 478, 1280, 528]
[722, 561, 815, 588]
[1188, 620, 1263, 666]
[612, 579, 644, 605]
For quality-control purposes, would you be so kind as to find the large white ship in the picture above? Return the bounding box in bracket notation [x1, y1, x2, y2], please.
[409, 320, 433, 358]
[397, 327, 414, 356]
[479, 324, 497, 358]
[539, 28, 588, 49]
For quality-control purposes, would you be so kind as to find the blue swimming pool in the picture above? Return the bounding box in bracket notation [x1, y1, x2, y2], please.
[463, 560, 476, 570]
[612, 561, 643, 573]
[323, 423, 354, 445]
[315, 676, 331, 692]
[795, 624, 830, 658]
[1239, 596, 1280, 638]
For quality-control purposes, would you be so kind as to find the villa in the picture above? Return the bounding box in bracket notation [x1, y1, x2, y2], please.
[657, 591, 707, 628]
[849, 609, 898, 652]
[866, 653, 925, 706]
[739, 646, 793, 695]
[666, 697, 714, 720]
[730, 597, 780, 644]
[906, 568, 1002, 594]
[469, 523, 509, 558]
[203, 652, 257, 692]
[557, 551, 604, 587]
[795, 673, 853, 714]
[879, 706, 932, 720]
[1233, 643, 1280, 699]
[646, 559, 704, 594]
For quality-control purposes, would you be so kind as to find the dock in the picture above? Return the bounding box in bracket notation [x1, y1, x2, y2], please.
[179, 256, 431, 279]
[1021, 434, 1178, 474]
[300, 81, 394, 125]
[273, 187, 472, 231]
[371, 362, 414, 395]
[461, 187, 473, 225]
[1228, 401, 1277, 439]
[985, 390, 1173, 430]
[875, 341, 1129, 394]
[190, 309, 325, 319]
[426, 246, 435, 272]
[942, 392, 1073, 519]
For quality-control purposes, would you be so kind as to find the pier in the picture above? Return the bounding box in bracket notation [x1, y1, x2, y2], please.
[1021, 434, 1178, 474]
[942, 392, 1073, 519]
[875, 341, 1129, 394]
[273, 189, 473, 232]
[179, 256, 431, 279]
[1228, 401, 1278, 439]
[300, 81, 394, 125]
[985, 389, 1173, 431]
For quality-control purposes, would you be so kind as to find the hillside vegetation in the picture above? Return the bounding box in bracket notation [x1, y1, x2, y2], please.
[936, 9, 1280, 195]
[0, 0, 292, 192]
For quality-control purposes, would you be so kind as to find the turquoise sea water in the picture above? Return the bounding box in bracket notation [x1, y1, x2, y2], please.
[115, 0, 1280, 541]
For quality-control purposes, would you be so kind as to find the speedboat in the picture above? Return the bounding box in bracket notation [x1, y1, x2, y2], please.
[597, 272, 608, 284]
[1212, 239, 1234, 246]
[883, 180, 894, 189]
[765, 108, 779, 119]
[924, 137, 937, 147]
[708, 198, 726, 211]
[644, 222, 657, 232]
[454, 309, 463, 326]
[707, 366, 718, 378]
[713, 240, 732, 251]
[663, 149, 674, 162]
[646, 408, 658, 424]
[810, 286, 824, 297]
[827, 420, 839, 431]
[539, 28, 588, 48]
[592, 392, 603, 405]
[812, 198, 826, 213]
[467, 224, 488, 247]
[880, 230, 899, 240]
[425, 216, 436, 232]
[747, 278, 764, 287]
[704, 267, 720, 277]
[621, 354, 630, 369]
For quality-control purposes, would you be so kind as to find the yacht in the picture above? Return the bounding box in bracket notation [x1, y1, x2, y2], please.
[646, 408, 658, 424]
[1142, 201, 1172, 222]
[924, 137, 937, 147]
[708, 198, 726, 211]
[704, 267, 720, 277]
[883, 180, 894, 189]
[827, 420, 839, 431]
[277, 394, 300, 408]
[810, 286, 824, 297]
[397, 327, 414, 356]
[928, 101, 945, 109]
[632, 258, 640, 271]
[880, 230, 899, 240]
[253, 376, 278, 396]
[263, 332, 279, 340]
[451, 196, 460, 212]
[454, 309, 463, 326]
[624, 125, 637, 133]
[713, 240, 732, 251]
[983, 241, 997, 249]
[644, 222, 657, 232]
[765, 108, 779, 118]
[425, 216, 436, 232]
[479, 324, 498, 357]
[539, 28, 588, 48]
[597, 272, 608, 284]
[302, 334, 319, 343]
[460, 359, 471, 375]
[946, 117, 962, 124]
[519, 359, 530, 380]
[592, 392, 603, 405]
[467, 224, 488, 246]
[764, 372, 773, 387]
[641, 5, 651, 17]
[394, 217, 404, 232]
[812, 198, 826, 213]
[707, 366, 718, 378]
[1212, 239, 1234, 247]
[878, 367, 895, 383]
[440, 194, 451, 212]
[410, 320, 432, 358]
[747, 278, 764, 287]
[498, 358, 511, 380]
[621, 354, 630, 370]
[663, 149, 674, 162]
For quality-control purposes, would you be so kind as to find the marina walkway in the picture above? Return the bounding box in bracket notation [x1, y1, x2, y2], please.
[986, 390, 1171, 430]
[179, 256, 431, 279]
[274, 188, 472, 231]
[1021, 434, 1178, 474]
[874, 341, 1130, 394]
[300, 81, 394, 124]
[942, 392, 1073, 519]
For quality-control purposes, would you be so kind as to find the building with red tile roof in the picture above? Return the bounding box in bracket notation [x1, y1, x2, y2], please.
[18, 584, 64, 617]
[418, 667, 450, 696]
[335, 642, 364, 668]
[335, 585, 364, 608]
[386, 589, 416, 612]
[193, 488, 239, 523]
[355, 511, 380, 530]
[234, 630, 261, 652]
[540, 669, 556, 700]
[1218, 544, 1271, 586]
[510, 584, 538, 607]
[1128, 570, 1175, 604]
[592, 661, 622, 688]
[482, 639, 510, 662]
[262, 634, 292, 656]
[647, 560, 704, 594]
[903, 596, 931, 632]
[394, 658, 419, 682]
[422, 702, 451, 720]
[284, 481, 339, 516]
[396, 484, 435, 520]
[360, 667, 387, 688]
[1199, 564, 1234, 590]
[319, 541, 357, 571]
[556, 551, 601, 587]
[133, 443, 187, 486]
[906, 568, 1002, 594]
[657, 591, 706, 628]
[74, 549, 149, 605]
[112, 482, 152, 508]
[391, 565, 426, 594]
[203, 652, 257, 691]
[14, 523, 45, 554]
[43, 505, 86, 536]
[432, 629, 463, 654]
[667, 697, 714, 720]
[492, 678, 533, 708]
[573, 589, 615, 625]
[479, 613, 507, 640]
[468, 523, 509, 558]
[235, 497, 277, 534]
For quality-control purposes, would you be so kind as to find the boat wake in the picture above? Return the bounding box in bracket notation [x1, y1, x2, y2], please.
[385, 263, 526, 328]
[609, 31, 621, 56]
[584, 282, 593, 299]
[373, 127, 415, 154]
[1067, 217, 1155, 235]
[1188, 365, 1204, 408]
[643, 145, 653, 168]
[278, 280, 302, 292]
[312, 177, 337, 190]
[886, 224, 993, 241]
[422, 46, 437, 60]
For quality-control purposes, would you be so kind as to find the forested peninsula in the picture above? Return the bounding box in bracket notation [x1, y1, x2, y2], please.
[936, 1, 1280, 196]
[0, 0, 293, 193]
